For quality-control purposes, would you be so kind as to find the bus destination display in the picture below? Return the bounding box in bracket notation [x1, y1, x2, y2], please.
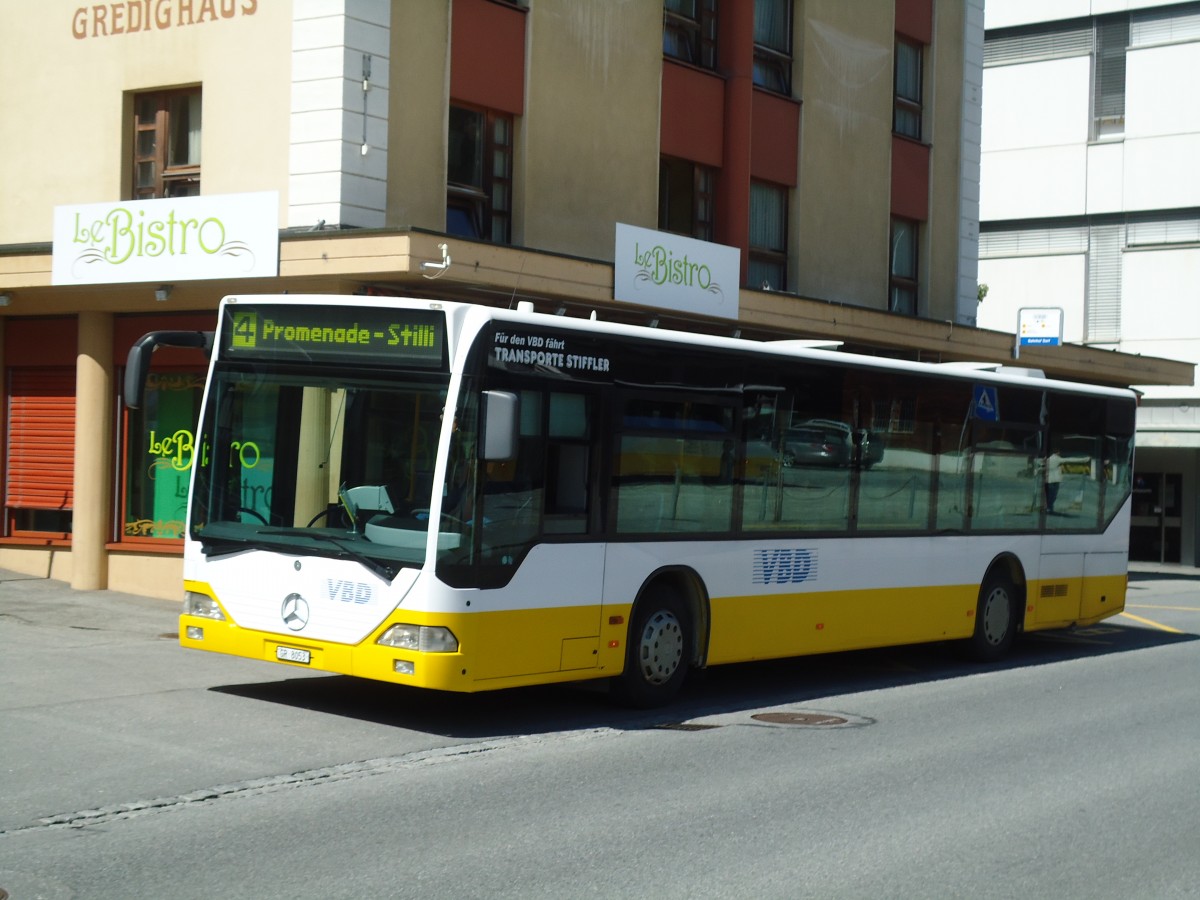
[221, 305, 445, 368]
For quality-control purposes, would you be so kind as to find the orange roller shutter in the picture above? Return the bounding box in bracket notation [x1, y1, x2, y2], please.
[6, 369, 76, 510]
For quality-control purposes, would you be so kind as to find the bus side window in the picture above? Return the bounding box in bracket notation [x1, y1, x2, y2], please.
[479, 390, 543, 563]
[544, 393, 591, 534]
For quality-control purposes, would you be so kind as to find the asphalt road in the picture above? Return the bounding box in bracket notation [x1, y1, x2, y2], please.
[1, 565, 1197, 899]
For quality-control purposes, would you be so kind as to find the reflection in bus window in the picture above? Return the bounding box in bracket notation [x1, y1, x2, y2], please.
[970, 423, 1041, 531]
[616, 397, 733, 534]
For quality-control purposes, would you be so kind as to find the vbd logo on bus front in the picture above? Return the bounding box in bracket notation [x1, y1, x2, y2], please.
[327, 579, 373, 605]
[752, 548, 819, 585]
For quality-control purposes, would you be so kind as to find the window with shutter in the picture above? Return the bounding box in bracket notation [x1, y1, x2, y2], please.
[5, 368, 76, 537]
[1093, 17, 1128, 139]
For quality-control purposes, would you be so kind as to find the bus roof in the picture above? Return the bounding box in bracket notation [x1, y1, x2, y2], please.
[217, 294, 1137, 401]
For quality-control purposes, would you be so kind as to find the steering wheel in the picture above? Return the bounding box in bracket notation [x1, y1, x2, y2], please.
[411, 509, 465, 528]
[237, 507, 269, 525]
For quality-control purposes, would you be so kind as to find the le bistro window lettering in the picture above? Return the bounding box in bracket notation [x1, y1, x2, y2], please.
[124, 372, 262, 541]
[147, 428, 261, 473]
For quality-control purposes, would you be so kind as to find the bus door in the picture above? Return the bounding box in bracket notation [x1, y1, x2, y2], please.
[473, 384, 607, 677]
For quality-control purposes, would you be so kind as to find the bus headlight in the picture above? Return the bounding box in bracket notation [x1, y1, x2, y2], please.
[377, 624, 458, 653]
[183, 592, 225, 621]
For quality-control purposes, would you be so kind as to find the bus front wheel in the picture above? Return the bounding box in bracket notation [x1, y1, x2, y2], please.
[968, 571, 1018, 661]
[613, 587, 690, 708]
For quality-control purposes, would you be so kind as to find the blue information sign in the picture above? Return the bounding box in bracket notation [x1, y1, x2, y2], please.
[972, 385, 1000, 422]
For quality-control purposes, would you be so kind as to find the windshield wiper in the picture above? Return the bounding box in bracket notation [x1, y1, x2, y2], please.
[257, 528, 398, 583]
[197, 532, 259, 559]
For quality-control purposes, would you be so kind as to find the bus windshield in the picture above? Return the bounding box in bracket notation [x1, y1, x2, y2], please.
[189, 365, 452, 573]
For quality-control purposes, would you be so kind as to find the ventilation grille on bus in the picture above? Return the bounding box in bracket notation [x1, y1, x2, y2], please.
[1040, 583, 1070, 599]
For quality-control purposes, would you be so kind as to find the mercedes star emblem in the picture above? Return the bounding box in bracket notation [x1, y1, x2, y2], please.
[281, 593, 310, 631]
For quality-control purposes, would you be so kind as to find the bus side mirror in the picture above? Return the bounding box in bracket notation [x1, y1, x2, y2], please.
[482, 390, 518, 461]
[124, 331, 213, 409]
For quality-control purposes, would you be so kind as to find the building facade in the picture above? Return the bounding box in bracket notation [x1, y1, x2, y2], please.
[978, 0, 1200, 566]
[0, 0, 1189, 598]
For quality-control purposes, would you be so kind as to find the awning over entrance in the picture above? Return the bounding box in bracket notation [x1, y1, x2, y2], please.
[2, 227, 1195, 390]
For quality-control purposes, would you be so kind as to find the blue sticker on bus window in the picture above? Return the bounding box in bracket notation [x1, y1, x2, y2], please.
[972, 385, 1000, 422]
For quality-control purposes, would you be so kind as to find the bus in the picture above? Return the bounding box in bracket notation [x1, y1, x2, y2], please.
[126, 295, 1137, 706]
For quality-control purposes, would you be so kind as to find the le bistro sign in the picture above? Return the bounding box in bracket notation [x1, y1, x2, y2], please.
[613, 223, 740, 321]
[52, 191, 279, 285]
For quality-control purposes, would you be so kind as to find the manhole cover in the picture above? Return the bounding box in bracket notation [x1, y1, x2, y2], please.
[655, 723, 722, 732]
[753, 712, 848, 727]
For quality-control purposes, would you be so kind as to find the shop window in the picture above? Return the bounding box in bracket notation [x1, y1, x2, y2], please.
[132, 87, 201, 200]
[659, 157, 715, 241]
[122, 371, 205, 541]
[5, 369, 76, 538]
[748, 180, 787, 290]
[663, 0, 717, 70]
[447, 104, 513, 244]
[753, 0, 792, 94]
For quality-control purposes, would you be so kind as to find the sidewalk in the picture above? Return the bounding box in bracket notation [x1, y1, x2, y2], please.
[1128, 560, 1200, 580]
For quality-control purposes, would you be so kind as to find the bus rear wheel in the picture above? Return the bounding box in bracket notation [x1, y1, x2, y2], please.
[613, 587, 690, 708]
[968, 571, 1018, 661]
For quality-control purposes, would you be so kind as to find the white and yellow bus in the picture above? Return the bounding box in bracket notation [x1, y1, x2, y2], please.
[127, 295, 1137, 706]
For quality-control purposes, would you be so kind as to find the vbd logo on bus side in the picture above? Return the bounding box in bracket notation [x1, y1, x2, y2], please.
[752, 548, 819, 585]
[327, 579, 372, 605]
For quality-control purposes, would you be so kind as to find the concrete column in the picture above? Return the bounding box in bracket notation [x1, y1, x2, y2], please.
[72, 311, 114, 591]
[716, 0, 754, 285]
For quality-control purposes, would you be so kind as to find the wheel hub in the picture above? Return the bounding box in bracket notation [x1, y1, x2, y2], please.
[638, 610, 684, 685]
[982, 585, 1011, 645]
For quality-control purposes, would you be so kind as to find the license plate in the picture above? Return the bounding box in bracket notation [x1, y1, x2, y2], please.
[276, 646, 311, 665]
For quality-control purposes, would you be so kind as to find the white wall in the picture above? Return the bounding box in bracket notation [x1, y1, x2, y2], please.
[1120, 247, 1200, 398]
[1123, 41, 1200, 212]
[980, 56, 1090, 221]
[289, 0, 391, 229]
[981, 57, 1090, 152]
[977, 254, 1087, 342]
[986, 0, 1196, 30]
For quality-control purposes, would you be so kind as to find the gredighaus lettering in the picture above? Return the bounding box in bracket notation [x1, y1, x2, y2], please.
[71, 0, 258, 40]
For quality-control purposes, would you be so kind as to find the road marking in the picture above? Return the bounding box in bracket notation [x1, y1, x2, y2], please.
[1119, 611, 1184, 634]
[1127, 604, 1200, 613]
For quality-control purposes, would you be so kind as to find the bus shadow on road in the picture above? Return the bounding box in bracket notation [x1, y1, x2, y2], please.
[210, 620, 1196, 739]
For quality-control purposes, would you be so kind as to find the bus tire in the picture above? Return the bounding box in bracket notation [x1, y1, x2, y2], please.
[968, 571, 1018, 662]
[613, 586, 690, 708]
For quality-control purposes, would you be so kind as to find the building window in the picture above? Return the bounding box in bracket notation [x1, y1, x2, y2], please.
[663, 0, 717, 70]
[659, 157, 715, 241]
[893, 39, 923, 139]
[122, 372, 205, 541]
[1093, 17, 1128, 139]
[447, 105, 513, 244]
[889, 218, 919, 315]
[748, 180, 787, 290]
[753, 0, 792, 94]
[132, 88, 201, 199]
